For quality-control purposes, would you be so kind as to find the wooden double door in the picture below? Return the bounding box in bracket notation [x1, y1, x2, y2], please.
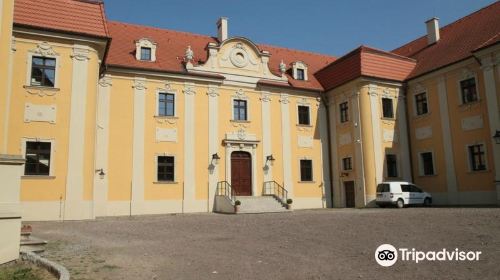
[231, 151, 252, 196]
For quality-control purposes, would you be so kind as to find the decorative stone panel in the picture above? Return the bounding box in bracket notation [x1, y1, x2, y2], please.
[339, 133, 352, 146]
[461, 115, 483, 131]
[383, 129, 398, 143]
[298, 135, 313, 148]
[415, 126, 432, 140]
[156, 128, 177, 142]
[24, 103, 56, 123]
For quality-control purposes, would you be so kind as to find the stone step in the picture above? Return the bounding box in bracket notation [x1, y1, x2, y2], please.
[235, 196, 289, 214]
[20, 237, 47, 254]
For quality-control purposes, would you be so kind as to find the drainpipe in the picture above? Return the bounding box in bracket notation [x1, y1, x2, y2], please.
[321, 95, 335, 208]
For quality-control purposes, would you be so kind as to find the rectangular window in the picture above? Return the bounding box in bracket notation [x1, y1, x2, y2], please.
[339, 102, 349, 123]
[415, 93, 428, 115]
[157, 156, 175, 182]
[24, 141, 51, 176]
[298, 105, 310, 125]
[420, 152, 435, 176]
[386, 154, 398, 178]
[233, 99, 247, 121]
[31, 56, 56, 87]
[158, 93, 175, 116]
[296, 69, 305, 80]
[461, 78, 478, 104]
[300, 159, 313, 182]
[342, 157, 352, 171]
[468, 144, 486, 171]
[382, 98, 394, 118]
[140, 47, 152, 61]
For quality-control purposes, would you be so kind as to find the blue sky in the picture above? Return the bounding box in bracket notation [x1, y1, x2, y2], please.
[104, 0, 495, 56]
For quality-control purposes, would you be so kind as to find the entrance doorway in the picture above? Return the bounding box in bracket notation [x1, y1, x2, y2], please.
[344, 181, 355, 208]
[231, 151, 252, 196]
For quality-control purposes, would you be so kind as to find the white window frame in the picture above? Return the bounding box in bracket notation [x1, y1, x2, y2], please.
[418, 150, 436, 176]
[296, 104, 311, 126]
[231, 97, 250, 121]
[135, 38, 157, 62]
[457, 73, 480, 105]
[381, 97, 395, 119]
[21, 137, 56, 177]
[26, 53, 60, 88]
[465, 142, 488, 172]
[155, 89, 178, 117]
[413, 91, 430, 116]
[298, 157, 314, 183]
[155, 154, 177, 183]
[339, 101, 350, 123]
[292, 61, 308, 81]
[341, 156, 353, 171]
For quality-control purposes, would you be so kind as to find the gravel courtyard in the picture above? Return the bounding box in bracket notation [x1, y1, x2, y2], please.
[31, 208, 500, 280]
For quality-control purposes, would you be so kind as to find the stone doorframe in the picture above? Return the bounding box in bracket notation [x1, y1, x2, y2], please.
[223, 135, 259, 197]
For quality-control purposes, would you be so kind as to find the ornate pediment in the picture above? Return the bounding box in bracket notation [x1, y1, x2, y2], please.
[186, 37, 287, 85]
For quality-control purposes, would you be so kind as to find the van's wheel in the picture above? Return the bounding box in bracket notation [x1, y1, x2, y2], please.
[423, 198, 431, 207]
[396, 199, 404, 209]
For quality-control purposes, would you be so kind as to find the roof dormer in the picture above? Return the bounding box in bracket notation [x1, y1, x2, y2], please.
[292, 61, 308, 81]
[135, 38, 157, 62]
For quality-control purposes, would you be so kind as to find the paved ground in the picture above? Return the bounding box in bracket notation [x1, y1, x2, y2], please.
[30, 208, 500, 280]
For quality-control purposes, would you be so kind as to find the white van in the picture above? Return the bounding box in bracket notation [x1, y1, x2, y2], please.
[376, 181, 432, 208]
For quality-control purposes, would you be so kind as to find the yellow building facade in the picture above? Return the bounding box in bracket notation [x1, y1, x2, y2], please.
[1, 0, 499, 221]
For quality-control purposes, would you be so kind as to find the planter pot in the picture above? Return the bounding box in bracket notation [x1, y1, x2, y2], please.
[286, 204, 292, 210]
[234, 205, 240, 213]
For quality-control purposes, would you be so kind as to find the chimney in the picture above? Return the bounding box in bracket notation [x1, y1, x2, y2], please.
[217, 17, 228, 42]
[425, 17, 440, 45]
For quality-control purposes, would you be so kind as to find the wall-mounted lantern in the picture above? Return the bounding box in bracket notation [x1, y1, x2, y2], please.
[212, 153, 221, 165]
[266, 155, 276, 166]
[493, 130, 500, 144]
[95, 168, 105, 179]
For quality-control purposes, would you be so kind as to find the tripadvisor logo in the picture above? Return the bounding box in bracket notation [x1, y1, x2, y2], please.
[375, 244, 482, 267]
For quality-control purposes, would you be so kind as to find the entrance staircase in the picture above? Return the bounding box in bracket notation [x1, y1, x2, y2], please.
[235, 196, 288, 213]
[214, 181, 291, 214]
[20, 225, 47, 254]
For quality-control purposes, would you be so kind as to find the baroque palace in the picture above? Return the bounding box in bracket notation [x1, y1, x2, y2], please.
[0, 0, 499, 222]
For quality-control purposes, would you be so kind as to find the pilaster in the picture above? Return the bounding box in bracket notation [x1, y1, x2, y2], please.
[183, 82, 197, 212]
[480, 56, 500, 204]
[64, 45, 91, 220]
[437, 76, 458, 204]
[94, 75, 112, 217]
[131, 77, 146, 214]
[207, 85, 219, 211]
[261, 91, 272, 182]
[280, 93, 293, 197]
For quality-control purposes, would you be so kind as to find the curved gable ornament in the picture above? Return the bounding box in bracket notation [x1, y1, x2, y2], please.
[186, 37, 288, 85]
[31, 42, 58, 56]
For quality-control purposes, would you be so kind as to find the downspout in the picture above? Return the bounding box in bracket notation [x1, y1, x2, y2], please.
[321, 94, 335, 208]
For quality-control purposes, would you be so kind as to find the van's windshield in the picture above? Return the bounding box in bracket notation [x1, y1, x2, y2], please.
[377, 183, 390, 192]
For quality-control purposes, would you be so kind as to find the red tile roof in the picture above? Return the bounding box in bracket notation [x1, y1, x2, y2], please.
[315, 46, 416, 91]
[14, 0, 109, 38]
[106, 21, 336, 91]
[392, 1, 500, 79]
